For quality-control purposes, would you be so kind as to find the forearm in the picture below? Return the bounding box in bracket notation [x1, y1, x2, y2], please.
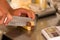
[0, 0, 13, 13]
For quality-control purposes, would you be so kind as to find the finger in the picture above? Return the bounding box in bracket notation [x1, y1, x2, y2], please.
[4, 13, 12, 25]
[0, 14, 6, 24]
[26, 10, 35, 20]
[30, 12, 35, 20]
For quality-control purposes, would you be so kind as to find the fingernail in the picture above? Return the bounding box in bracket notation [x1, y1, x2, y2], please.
[4, 17, 7, 23]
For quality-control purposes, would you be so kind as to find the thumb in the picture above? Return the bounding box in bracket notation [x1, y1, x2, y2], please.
[4, 13, 12, 25]
[0, 14, 6, 24]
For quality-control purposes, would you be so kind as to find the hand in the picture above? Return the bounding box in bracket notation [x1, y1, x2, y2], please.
[12, 8, 35, 20]
[0, 5, 12, 25]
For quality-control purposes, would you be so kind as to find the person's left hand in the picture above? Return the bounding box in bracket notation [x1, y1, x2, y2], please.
[12, 8, 35, 20]
[0, 5, 12, 25]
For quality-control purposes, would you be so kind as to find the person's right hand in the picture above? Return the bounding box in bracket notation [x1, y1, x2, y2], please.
[12, 8, 35, 20]
[0, 5, 12, 25]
